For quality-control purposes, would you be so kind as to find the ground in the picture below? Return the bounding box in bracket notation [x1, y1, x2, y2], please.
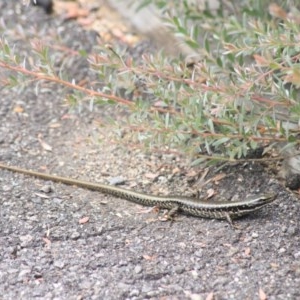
[0, 1, 299, 300]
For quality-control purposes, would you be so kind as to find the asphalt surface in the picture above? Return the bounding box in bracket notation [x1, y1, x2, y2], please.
[0, 2, 300, 299]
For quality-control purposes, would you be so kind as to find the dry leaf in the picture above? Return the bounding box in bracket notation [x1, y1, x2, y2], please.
[259, 288, 267, 300]
[77, 16, 95, 26]
[49, 123, 61, 128]
[269, 3, 287, 20]
[43, 237, 51, 247]
[253, 54, 269, 66]
[34, 192, 51, 199]
[56, 1, 89, 20]
[143, 254, 156, 261]
[137, 206, 156, 214]
[144, 173, 159, 180]
[207, 188, 215, 198]
[245, 247, 251, 256]
[206, 292, 214, 300]
[270, 263, 279, 269]
[125, 239, 132, 246]
[65, 8, 89, 20]
[13, 105, 24, 113]
[212, 173, 226, 183]
[79, 216, 89, 224]
[172, 167, 180, 175]
[283, 68, 300, 87]
[188, 293, 202, 300]
[186, 169, 198, 177]
[153, 100, 168, 108]
[38, 137, 53, 152]
[61, 114, 76, 120]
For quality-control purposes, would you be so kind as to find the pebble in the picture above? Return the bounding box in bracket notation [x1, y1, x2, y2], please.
[19, 234, 33, 247]
[54, 260, 65, 269]
[2, 185, 13, 192]
[293, 251, 300, 259]
[109, 176, 126, 185]
[174, 266, 185, 274]
[70, 231, 81, 240]
[129, 289, 140, 297]
[40, 184, 53, 193]
[134, 265, 142, 274]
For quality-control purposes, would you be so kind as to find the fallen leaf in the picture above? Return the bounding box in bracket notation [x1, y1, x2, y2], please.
[212, 173, 226, 183]
[269, 3, 287, 20]
[270, 263, 279, 269]
[56, 1, 89, 20]
[61, 114, 76, 120]
[153, 100, 168, 108]
[99, 200, 108, 205]
[186, 169, 198, 177]
[49, 123, 61, 128]
[125, 239, 132, 246]
[38, 137, 53, 152]
[34, 192, 51, 199]
[206, 188, 215, 198]
[136, 206, 156, 214]
[143, 254, 157, 261]
[283, 68, 300, 87]
[253, 54, 269, 66]
[13, 105, 24, 113]
[206, 292, 214, 300]
[43, 237, 51, 247]
[244, 247, 251, 256]
[144, 173, 159, 180]
[172, 167, 180, 174]
[79, 216, 89, 224]
[77, 16, 95, 26]
[259, 288, 267, 300]
[64, 8, 89, 20]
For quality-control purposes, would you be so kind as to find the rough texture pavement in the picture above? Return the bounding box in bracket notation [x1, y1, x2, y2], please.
[0, 2, 299, 299]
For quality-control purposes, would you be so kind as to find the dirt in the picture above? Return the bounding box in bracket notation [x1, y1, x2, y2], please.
[0, 2, 299, 300]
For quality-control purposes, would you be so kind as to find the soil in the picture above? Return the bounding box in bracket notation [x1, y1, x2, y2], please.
[0, 2, 299, 300]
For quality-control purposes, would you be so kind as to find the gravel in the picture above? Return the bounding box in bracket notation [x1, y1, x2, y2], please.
[0, 2, 299, 299]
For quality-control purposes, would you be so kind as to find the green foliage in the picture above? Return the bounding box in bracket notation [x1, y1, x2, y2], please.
[1, 0, 300, 165]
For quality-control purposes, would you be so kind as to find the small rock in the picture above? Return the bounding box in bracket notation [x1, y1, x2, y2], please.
[109, 176, 126, 185]
[54, 260, 65, 269]
[190, 294, 204, 300]
[117, 282, 130, 291]
[293, 251, 300, 259]
[174, 266, 185, 274]
[19, 234, 33, 247]
[134, 265, 142, 274]
[287, 226, 298, 236]
[2, 185, 13, 192]
[70, 231, 81, 240]
[278, 247, 286, 254]
[40, 184, 53, 193]
[129, 289, 140, 297]
[118, 260, 128, 266]
[18, 268, 31, 280]
[194, 250, 203, 257]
